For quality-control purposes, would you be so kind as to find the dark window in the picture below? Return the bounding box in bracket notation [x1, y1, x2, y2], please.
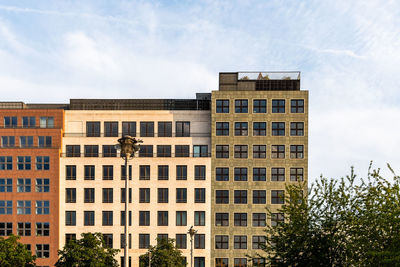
[140, 122, 154, 137]
[102, 165, 113, 180]
[17, 156, 31, 170]
[290, 168, 304, 181]
[234, 122, 248, 136]
[253, 213, 266, 227]
[271, 145, 285, 159]
[157, 145, 171, 157]
[84, 165, 95, 180]
[216, 100, 229, 113]
[271, 213, 284, 227]
[120, 211, 132, 226]
[121, 165, 132, 180]
[234, 190, 247, 204]
[176, 188, 187, 203]
[4, 116, 17, 128]
[271, 190, 285, 204]
[234, 168, 247, 181]
[36, 244, 50, 258]
[234, 258, 247, 267]
[102, 211, 113, 226]
[215, 213, 229, 226]
[216, 258, 229, 267]
[35, 156, 49, 170]
[66, 188, 76, 203]
[0, 222, 12, 236]
[234, 213, 247, 226]
[84, 188, 95, 203]
[234, 235, 247, 249]
[122, 122, 136, 137]
[120, 188, 132, 203]
[290, 145, 304, 159]
[252, 236, 266, 249]
[291, 99, 304, 113]
[235, 99, 248, 113]
[216, 122, 229, 136]
[215, 235, 229, 249]
[139, 188, 150, 203]
[22, 116, 36, 128]
[139, 211, 150, 226]
[253, 99, 267, 113]
[176, 234, 187, 249]
[253, 190, 266, 204]
[272, 122, 285, 136]
[17, 178, 31, 192]
[234, 145, 248, 158]
[84, 145, 99, 157]
[84, 211, 95, 226]
[271, 168, 285, 181]
[86, 122, 100, 137]
[158, 165, 169, 180]
[139, 165, 150, 180]
[194, 234, 205, 249]
[195, 188, 206, 203]
[35, 200, 49, 215]
[157, 234, 168, 244]
[175, 145, 189, 157]
[216, 167, 229, 181]
[65, 211, 76, 226]
[104, 122, 118, 137]
[139, 145, 153, 157]
[102, 234, 113, 248]
[158, 211, 168, 226]
[290, 122, 304, 136]
[0, 156, 12, 170]
[0, 178, 12, 192]
[158, 122, 172, 137]
[253, 168, 266, 181]
[20, 136, 33, 148]
[216, 145, 229, 158]
[176, 121, 190, 137]
[102, 188, 113, 203]
[36, 222, 50, 236]
[176, 211, 187, 226]
[272, 99, 285, 113]
[195, 257, 206, 267]
[216, 190, 229, 204]
[158, 188, 169, 203]
[193, 145, 208, 157]
[195, 165, 206, 180]
[120, 233, 132, 249]
[253, 122, 266, 136]
[0, 201, 12, 214]
[253, 145, 266, 159]
[66, 233, 76, 244]
[66, 145, 80, 157]
[38, 136, 52, 148]
[102, 145, 117, 157]
[139, 234, 150, 248]
[176, 165, 187, 180]
[1, 136, 15, 148]
[194, 211, 205, 226]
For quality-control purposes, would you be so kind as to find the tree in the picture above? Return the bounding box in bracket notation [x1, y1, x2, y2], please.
[139, 238, 186, 267]
[250, 163, 400, 266]
[55, 232, 119, 267]
[0, 234, 36, 267]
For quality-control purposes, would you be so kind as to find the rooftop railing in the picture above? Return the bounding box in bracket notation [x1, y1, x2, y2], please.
[238, 71, 300, 80]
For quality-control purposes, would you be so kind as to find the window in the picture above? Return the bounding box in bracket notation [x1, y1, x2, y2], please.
[104, 122, 118, 137]
[120, 211, 132, 226]
[234, 145, 248, 158]
[17, 178, 31, 193]
[103, 234, 113, 248]
[40, 117, 54, 128]
[17, 156, 31, 170]
[216, 145, 229, 158]
[216, 100, 229, 113]
[36, 244, 50, 258]
[65, 211, 76, 226]
[158, 122, 172, 137]
[194, 234, 205, 249]
[271, 168, 285, 181]
[193, 145, 208, 157]
[139, 165, 150, 180]
[271, 213, 284, 227]
[36, 156, 50, 170]
[84, 211, 95, 226]
[176, 211, 187, 226]
[0, 179, 12, 192]
[35, 179, 49, 193]
[84, 188, 95, 203]
[271, 145, 285, 159]
[66, 165, 76, 180]
[22, 116, 35, 128]
[158, 165, 169, 180]
[253, 168, 266, 182]
[253, 213, 266, 227]
[176, 121, 190, 137]
[272, 122, 285, 136]
[139, 188, 150, 203]
[234, 258, 247, 267]
[252, 236, 266, 249]
[36, 201, 49, 214]
[17, 200, 31, 214]
[235, 99, 248, 113]
[103, 165, 113, 180]
[290, 122, 304, 136]
[176, 188, 187, 203]
[271, 190, 285, 204]
[272, 99, 285, 113]
[66, 145, 80, 157]
[215, 235, 229, 249]
[122, 121, 136, 137]
[102, 188, 113, 203]
[140, 122, 154, 137]
[195, 165, 206, 180]
[176, 234, 187, 249]
[121, 233, 132, 249]
[290, 145, 304, 159]
[139, 145, 153, 157]
[84, 165, 95, 180]
[175, 145, 189, 157]
[38, 136, 52, 148]
[234, 122, 248, 136]
[20, 136, 33, 148]
[291, 99, 304, 113]
[139, 211, 150, 226]
[194, 211, 205, 226]
[102, 211, 113, 226]
[84, 145, 98, 157]
[0, 222, 12, 236]
[234, 190, 247, 204]
[253, 122, 266, 136]
[195, 257, 206, 267]
[176, 165, 187, 180]
[215, 213, 229, 226]
[253, 190, 266, 204]
[121, 165, 132, 181]
[195, 188, 206, 203]
[158, 211, 168, 226]
[252, 145, 266, 159]
[216, 258, 229, 267]
[216, 122, 229, 136]
[36, 222, 49, 236]
[65, 234, 76, 244]
[0, 156, 12, 170]
[1, 136, 15, 147]
[158, 188, 168, 203]
[216, 167, 229, 181]
[66, 188, 76, 203]
[4, 116, 17, 128]
[102, 145, 117, 157]
[234, 168, 247, 181]
[0, 201, 12, 214]
[234, 236, 247, 249]
[290, 168, 304, 181]
[234, 213, 247, 226]
[86, 121, 100, 137]
[157, 145, 171, 157]
[120, 188, 132, 203]
[216, 190, 229, 204]
[253, 99, 267, 113]
[139, 234, 150, 248]
[17, 222, 31, 236]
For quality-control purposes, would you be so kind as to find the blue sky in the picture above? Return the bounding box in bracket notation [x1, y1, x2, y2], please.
[0, 0, 399, 181]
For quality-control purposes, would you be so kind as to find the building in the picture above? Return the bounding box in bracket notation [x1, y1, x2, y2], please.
[0, 71, 308, 267]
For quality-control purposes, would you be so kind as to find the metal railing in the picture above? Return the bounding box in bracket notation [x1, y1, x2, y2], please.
[60, 152, 211, 158]
[63, 132, 211, 138]
[238, 71, 300, 80]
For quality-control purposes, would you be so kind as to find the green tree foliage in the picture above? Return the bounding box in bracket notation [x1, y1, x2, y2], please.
[139, 238, 186, 267]
[0, 234, 36, 267]
[252, 164, 400, 266]
[55, 232, 119, 267]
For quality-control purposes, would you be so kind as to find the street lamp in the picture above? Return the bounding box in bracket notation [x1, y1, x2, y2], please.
[117, 136, 142, 267]
[188, 226, 197, 267]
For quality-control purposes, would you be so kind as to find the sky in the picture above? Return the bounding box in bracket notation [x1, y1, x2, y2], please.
[0, 0, 399, 183]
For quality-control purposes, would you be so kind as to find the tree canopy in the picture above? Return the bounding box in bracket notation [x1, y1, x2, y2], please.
[139, 238, 186, 267]
[0, 234, 36, 267]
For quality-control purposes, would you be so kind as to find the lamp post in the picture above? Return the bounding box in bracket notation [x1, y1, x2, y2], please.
[188, 226, 197, 267]
[117, 136, 142, 267]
